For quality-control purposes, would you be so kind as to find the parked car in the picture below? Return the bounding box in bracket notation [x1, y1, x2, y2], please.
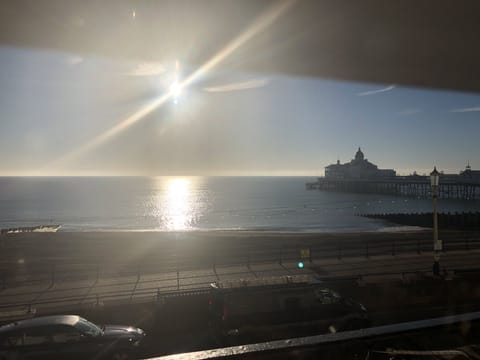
[208, 275, 369, 344]
[0, 315, 146, 360]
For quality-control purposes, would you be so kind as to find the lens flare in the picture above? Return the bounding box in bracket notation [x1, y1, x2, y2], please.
[48, 0, 296, 169]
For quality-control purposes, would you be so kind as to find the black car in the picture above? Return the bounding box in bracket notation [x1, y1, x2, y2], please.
[209, 275, 369, 344]
[0, 315, 145, 360]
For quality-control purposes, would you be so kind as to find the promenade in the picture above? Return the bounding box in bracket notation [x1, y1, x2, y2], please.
[2, 230, 480, 321]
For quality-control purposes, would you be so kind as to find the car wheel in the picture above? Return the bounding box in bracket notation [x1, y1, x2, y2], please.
[111, 351, 130, 360]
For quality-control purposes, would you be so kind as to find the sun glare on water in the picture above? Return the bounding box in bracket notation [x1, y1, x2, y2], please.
[154, 177, 197, 231]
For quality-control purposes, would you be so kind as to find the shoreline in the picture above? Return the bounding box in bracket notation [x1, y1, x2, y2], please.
[0, 228, 434, 239]
[1, 223, 431, 235]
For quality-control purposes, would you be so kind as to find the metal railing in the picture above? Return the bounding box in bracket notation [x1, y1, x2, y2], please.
[148, 311, 480, 360]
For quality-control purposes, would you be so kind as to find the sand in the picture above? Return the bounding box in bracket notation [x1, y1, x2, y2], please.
[1, 229, 476, 270]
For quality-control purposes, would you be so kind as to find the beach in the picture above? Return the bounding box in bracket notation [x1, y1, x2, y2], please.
[2, 229, 479, 275]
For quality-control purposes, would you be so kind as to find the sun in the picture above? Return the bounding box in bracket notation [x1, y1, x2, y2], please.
[169, 81, 182, 98]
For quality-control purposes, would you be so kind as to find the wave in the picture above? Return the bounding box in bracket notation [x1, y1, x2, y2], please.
[1, 225, 61, 234]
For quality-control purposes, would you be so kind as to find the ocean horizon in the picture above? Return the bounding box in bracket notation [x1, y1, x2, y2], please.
[0, 176, 479, 233]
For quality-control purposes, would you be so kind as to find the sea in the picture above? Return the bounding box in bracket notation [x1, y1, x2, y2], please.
[0, 177, 479, 232]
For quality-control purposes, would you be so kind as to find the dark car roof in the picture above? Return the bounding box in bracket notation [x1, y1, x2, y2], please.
[0, 315, 80, 334]
[210, 275, 322, 291]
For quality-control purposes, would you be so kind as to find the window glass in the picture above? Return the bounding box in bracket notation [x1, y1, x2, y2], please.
[52, 325, 82, 343]
[74, 318, 102, 337]
[0, 332, 23, 348]
[23, 327, 52, 346]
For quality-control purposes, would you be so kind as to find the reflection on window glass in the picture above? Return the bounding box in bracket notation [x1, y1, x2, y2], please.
[74, 318, 102, 337]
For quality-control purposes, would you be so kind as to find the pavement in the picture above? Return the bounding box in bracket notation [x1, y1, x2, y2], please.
[2, 249, 480, 321]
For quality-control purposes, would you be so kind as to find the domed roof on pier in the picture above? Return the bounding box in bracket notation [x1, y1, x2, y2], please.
[354, 147, 364, 161]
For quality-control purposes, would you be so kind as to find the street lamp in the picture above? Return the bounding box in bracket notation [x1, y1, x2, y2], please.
[430, 166, 441, 276]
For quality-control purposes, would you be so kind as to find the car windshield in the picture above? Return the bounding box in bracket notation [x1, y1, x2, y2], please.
[74, 318, 103, 337]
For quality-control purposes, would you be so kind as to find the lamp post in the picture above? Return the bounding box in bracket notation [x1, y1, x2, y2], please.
[430, 167, 441, 276]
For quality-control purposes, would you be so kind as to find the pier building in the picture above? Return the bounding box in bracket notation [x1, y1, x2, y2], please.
[325, 148, 396, 180]
[307, 149, 480, 200]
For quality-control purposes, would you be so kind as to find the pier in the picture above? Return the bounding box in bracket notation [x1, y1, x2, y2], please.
[307, 148, 480, 200]
[306, 177, 480, 200]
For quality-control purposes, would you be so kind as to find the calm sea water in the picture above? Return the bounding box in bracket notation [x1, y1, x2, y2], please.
[0, 177, 479, 232]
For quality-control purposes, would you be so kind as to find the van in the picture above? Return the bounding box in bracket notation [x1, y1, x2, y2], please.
[208, 276, 369, 343]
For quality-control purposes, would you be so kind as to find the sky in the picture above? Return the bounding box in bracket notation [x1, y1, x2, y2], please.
[1, 45, 480, 176]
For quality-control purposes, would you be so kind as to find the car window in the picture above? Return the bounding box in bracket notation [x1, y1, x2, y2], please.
[51, 325, 82, 344]
[23, 326, 53, 346]
[74, 318, 102, 337]
[0, 332, 23, 348]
